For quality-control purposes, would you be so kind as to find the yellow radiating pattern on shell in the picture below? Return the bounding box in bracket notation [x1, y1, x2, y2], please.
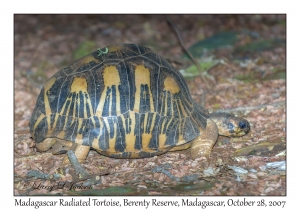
[163, 76, 180, 94]
[58, 77, 95, 140]
[70, 77, 88, 93]
[69, 77, 93, 119]
[159, 133, 167, 148]
[102, 66, 121, 87]
[123, 111, 138, 152]
[133, 65, 155, 112]
[141, 113, 152, 149]
[96, 66, 121, 116]
[43, 77, 59, 134]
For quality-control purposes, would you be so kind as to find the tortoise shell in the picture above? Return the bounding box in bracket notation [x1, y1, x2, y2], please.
[30, 44, 209, 158]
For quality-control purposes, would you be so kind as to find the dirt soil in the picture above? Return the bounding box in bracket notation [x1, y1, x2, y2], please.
[14, 14, 286, 196]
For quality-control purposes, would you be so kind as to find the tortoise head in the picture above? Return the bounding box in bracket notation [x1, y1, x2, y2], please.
[209, 112, 250, 137]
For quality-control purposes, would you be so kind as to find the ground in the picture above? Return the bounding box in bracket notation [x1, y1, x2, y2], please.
[14, 14, 286, 195]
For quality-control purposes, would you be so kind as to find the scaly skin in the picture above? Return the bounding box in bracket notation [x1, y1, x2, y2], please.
[36, 138, 90, 165]
[190, 119, 219, 158]
[169, 112, 250, 159]
[209, 112, 250, 137]
[61, 144, 90, 165]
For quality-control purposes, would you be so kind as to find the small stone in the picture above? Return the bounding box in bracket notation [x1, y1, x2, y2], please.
[259, 166, 266, 171]
[145, 162, 155, 168]
[257, 172, 267, 177]
[203, 167, 215, 176]
[266, 161, 286, 171]
[196, 157, 207, 162]
[248, 173, 258, 179]
[158, 174, 165, 181]
[216, 158, 223, 166]
[179, 154, 186, 159]
[227, 165, 248, 174]
[137, 185, 147, 189]
[264, 187, 275, 193]
[191, 161, 198, 167]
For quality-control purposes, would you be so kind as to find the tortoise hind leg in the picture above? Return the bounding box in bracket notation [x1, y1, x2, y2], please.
[36, 138, 90, 165]
[52, 139, 72, 154]
[35, 138, 73, 155]
[191, 119, 218, 159]
[62, 144, 90, 165]
[35, 138, 57, 151]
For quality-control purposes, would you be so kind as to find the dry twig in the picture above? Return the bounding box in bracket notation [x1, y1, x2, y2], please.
[166, 17, 211, 89]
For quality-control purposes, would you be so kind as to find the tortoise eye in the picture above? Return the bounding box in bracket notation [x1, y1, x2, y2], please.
[239, 121, 246, 129]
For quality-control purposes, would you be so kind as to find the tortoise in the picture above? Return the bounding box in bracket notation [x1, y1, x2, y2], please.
[30, 43, 250, 164]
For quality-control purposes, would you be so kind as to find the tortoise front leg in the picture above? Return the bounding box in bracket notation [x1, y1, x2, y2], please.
[191, 119, 218, 159]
